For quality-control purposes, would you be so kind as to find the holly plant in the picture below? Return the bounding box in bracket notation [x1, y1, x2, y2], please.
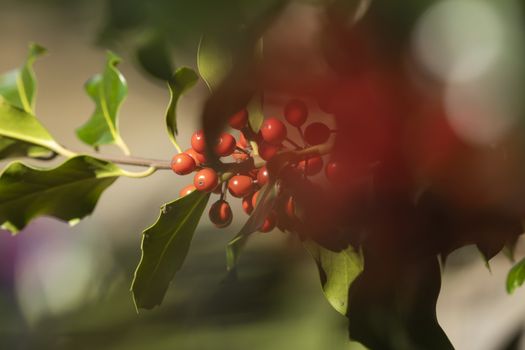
[0, 43, 352, 315]
[5, 3, 525, 346]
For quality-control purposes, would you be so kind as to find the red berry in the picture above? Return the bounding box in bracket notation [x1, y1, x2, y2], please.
[214, 132, 236, 157]
[304, 122, 331, 145]
[238, 132, 248, 148]
[252, 190, 260, 209]
[179, 184, 196, 197]
[284, 99, 308, 127]
[209, 200, 233, 228]
[193, 168, 219, 192]
[260, 118, 287, 145]
[171, 153, 196, 175]
[325, 161, 340, 183]
[259, 211, 276, 233]
[228, 109, 248, 130]
[185, 148, 206, 166]
[191, 130, 206, 154]
[228, 175, 254, 198]
[297, 156, 324, 176]
[258, 142, 280, 161]
[285, 196, 295, 220]
[257, 166, 269, 186]
[242, 194, 254, 215]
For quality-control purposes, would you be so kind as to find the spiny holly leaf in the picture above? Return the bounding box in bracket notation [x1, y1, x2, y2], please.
[0, 43, 54, 159]
[0, 42, 46, 114]
[507, 257, 525, 294]
[0, 99, 69, 157]
[132, 190, 210, 309]
[197, 35, 232, 92]
[76, 51, 130, 155]
[226, 183, 279, 271]
[0, 155, 123, 234]
[165, 67, 199, 151]
[304, 240, 364, 315]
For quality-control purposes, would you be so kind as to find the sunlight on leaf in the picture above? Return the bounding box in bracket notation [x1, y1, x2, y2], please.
[304, 241, 364, 315]
[76, 51, 130, 155]
[0, 155, 123, 234]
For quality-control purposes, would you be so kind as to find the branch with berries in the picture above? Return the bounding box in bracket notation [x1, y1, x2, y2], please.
[0, 43, 357, 320]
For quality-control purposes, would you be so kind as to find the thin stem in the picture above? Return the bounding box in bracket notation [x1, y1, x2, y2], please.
[296, 126, 305, 145]
[120, 167, 158, 178]
[83, 153, 172, 169]
[284, 137, 302, 150]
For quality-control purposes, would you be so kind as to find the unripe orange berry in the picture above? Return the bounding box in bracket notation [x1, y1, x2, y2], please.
[209, 200, 232, 228]
[179, 184, 196, 197]
[228, 109, 248, 130]
[171, 153, 196, 175]
[228, 175, 254, 198]
[194, 168, 219, 192]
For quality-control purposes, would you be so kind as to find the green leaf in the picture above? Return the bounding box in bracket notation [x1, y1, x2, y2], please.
[0, 155, 122, 234]
[0, 42, 46, 114]
[507, 257, 525, 294]
[0, 43, 54, 159]
[0, 99, 70, 157]
[76, 51, 130, 155]
[165, 67, 199, 151]
[247, 93, 264, 133]
[136, 32, 174, 81]
[348, 257, 453, 349]
[304, 240, 364, 315]
[226, 183, 278, 271]
[132, 190, 211, 309]
[197, 35, 232, 92]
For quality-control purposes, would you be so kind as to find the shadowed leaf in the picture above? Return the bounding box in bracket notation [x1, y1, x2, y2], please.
[165, 67, 199, 151]
[132, 190, 210, 309]
[226, 183, 278, 271]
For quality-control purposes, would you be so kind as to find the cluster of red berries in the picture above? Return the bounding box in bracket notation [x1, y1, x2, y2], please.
[171, 99, 339, 232]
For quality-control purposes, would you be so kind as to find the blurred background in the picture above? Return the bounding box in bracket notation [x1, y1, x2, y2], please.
[1, 0, 525, 349]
